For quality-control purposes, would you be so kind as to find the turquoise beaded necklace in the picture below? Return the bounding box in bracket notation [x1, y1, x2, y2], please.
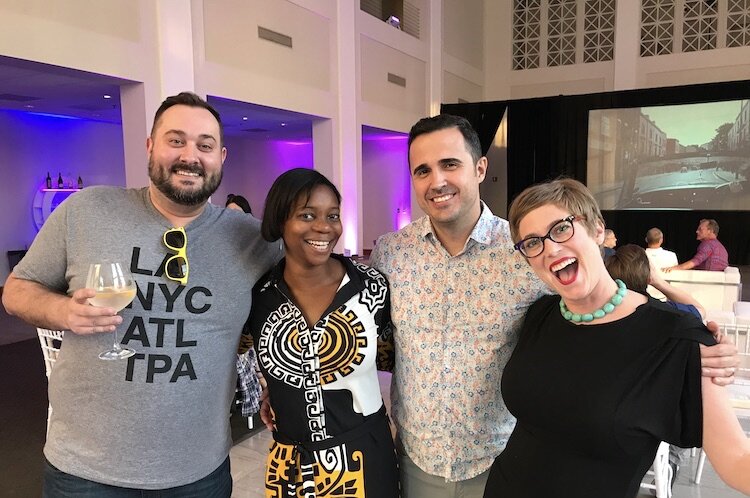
[559, 279, 627, 323]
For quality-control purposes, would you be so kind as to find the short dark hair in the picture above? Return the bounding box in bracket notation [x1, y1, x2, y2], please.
[151, 92, 224, 145]
[261, 168, 342, 242]
[605, 244, 651, 293]
[700, 218, 719, 235]
[226, 194, 252, 214]
[408, 114, 482, 166]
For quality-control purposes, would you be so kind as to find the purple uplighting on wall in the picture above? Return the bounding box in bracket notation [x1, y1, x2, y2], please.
[361, 126, 411, 247]
[270, 139, 313, 172]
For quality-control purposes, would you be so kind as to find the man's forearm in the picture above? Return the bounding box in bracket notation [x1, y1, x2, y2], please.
[666, 260, 696, 271]
[2, 273, 71, 330]
[678, 259, 697, 270]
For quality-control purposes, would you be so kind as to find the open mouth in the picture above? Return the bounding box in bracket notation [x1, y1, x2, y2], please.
[306, 240, 331, 252]
[174, 170, 201, 177]
[550, 257, 578, 285]
[171, 164, 204, 181]
[430, 193, 455, 204]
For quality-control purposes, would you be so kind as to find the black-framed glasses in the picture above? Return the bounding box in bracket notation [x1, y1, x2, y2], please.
[163, 227, 189, 285]
[514, 215, 577, 258]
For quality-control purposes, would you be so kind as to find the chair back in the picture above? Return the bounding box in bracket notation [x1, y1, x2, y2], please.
[36, 328, 64, 378]
[639, 441, 673, 497]
[717, 322, 750, 380]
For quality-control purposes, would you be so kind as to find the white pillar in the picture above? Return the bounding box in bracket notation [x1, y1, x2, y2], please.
[120, 83, 150, 188]
[427, 0, 443, 117]
[156, 0, 196, 97]
[613, 0, 640, 90]
[329, 0, 362, 255]
[120, 0, 197, 188]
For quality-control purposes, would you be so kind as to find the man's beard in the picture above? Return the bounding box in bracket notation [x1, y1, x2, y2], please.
[149, 159, 222, 206]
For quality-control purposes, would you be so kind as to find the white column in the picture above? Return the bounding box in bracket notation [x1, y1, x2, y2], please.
[328, 0, 361, 256]
[612, 0, 640, 90]
[156, 0, 196, 97]
[120, 83, 150, 188]
[120, 0, 198, 188]
[427, 0, 443, 117]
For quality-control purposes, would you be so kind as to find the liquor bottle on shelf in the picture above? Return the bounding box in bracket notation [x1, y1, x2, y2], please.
[45, 172, 52, 189]
[77, 176, 83, 189]
[57, 173, 63, 189]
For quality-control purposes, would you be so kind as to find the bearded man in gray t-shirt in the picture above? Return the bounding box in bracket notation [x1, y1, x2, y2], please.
[2, 92, 280, 496]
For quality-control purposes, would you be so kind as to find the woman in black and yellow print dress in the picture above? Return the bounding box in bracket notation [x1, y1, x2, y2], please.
[240, 168, 398, 498]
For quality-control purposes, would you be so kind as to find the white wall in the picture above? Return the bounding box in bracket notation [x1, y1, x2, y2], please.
[0, 111, 126, 283]
[483, 0, 750, 100]
[195, 0, 337, 119]
[443, 70, 484, 104]
[440, 0, 485, 105]
[212, 136, 314, 218]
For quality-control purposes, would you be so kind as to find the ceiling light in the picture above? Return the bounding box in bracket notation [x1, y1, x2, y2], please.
[103, 94, 112, 99]
[25, 104, 34, 108]
[281, 122, 287, 127]
[242, 116, 248, 121]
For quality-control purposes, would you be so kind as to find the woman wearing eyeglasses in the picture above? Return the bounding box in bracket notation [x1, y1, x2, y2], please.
[237, 168, 398, 497]
[482, 178, 750, 497]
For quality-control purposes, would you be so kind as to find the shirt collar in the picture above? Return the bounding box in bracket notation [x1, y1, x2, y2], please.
[418, 201, 496, 246]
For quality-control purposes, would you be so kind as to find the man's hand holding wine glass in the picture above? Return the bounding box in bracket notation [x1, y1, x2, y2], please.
[62, 287, 123, 335]
[85, 261, 137, 360]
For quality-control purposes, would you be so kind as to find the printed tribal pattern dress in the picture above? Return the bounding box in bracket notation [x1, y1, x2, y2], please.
[240, 254, 398, 498]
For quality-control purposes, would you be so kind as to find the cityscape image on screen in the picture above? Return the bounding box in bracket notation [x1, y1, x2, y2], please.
[587, 100, 750, 210]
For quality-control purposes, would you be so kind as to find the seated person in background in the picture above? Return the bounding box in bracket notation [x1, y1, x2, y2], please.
[606, 243, 705, 488]
[226, 193, 252, 214]
[601, 228, 617, 259]
[664, 219, 728, 272]
[606, 244, 705, 319]
[645, 227, 679, 271]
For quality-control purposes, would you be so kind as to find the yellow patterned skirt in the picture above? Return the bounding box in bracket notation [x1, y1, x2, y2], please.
[263, 407, 399, 498]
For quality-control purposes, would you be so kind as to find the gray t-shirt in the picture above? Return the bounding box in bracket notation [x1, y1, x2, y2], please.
[14, 186, 281, 489]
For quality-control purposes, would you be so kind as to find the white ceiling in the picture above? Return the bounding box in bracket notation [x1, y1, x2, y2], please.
[0, 56, 403, 142]
[0, 55, 315, 140]
[0, 56, 125, 123]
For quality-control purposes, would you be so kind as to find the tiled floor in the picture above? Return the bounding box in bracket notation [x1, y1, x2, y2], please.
[230, 429, 272, 498]
[229, 373, 750, 498]
[636, 452, 747, 498]
[230, 429, 746, 498]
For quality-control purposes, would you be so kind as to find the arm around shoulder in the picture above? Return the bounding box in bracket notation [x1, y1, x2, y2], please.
[701, 377, 750, 494]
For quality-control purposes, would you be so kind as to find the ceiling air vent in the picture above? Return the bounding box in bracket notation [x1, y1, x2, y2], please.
[387, 73, 406, 87]
[258, 26, 293, 48]
[241, 128, 270, 133]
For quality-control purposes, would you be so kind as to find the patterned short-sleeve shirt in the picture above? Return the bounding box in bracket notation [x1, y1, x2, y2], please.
[369, 203, 549, 482]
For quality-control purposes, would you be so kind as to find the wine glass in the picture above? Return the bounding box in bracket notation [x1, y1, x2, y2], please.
[86, 261, 137, 360]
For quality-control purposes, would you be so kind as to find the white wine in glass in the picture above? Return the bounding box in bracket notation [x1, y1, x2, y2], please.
[86, 262, 137, 360]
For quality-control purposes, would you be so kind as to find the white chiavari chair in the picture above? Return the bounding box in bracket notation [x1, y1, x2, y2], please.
[36, 327, 64, 436]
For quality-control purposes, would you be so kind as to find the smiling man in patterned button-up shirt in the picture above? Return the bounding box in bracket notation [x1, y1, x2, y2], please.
[369, 114, 549, 498]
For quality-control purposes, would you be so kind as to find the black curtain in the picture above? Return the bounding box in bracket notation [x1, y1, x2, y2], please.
[440, 101, 507, 156]
[442, 79, 750, 264]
